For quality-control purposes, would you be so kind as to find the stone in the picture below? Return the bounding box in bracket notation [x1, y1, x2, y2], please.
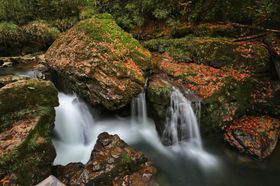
[56, 132, 157, 186]
[46, 14, 151, 110]
[0, 75, 59, 186]
[147, 53, 254, 134]
[224, 116, 280, 159]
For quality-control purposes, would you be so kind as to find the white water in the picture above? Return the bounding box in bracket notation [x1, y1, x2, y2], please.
[161, 87, 218, 168]
[52, 92, 169, 166]
[53, 88, 216, 168]
[162, 88, 202, 148]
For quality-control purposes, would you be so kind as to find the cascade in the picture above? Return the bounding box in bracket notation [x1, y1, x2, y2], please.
[162, 88, 203, 149]
[54, 93, 94, 145]
[131, 80, 148, 126]
[52, 93, 95, 165]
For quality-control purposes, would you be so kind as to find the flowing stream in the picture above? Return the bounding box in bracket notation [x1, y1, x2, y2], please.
[2, 65, 280, 186]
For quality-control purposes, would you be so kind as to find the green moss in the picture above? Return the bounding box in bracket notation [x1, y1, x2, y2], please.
[0, 79, 58, 116]
[0, 107, 56, 185]
[22, 20, 60, 48]
[49, 17, 78, 31]
[144, 37, 270, 73]
[121, 152, 131, 163]
[76, 14, 151, 71]
[200, 77, 255, 133]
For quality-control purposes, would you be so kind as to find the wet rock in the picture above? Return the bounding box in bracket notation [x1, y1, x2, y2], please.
[56, 132, 157, 186]
[224, 116, 280, 159]
[36, 175, 65, 186]
[147, 74, 173, 136]
[0, 75, 59, 185]
[46, 14, 151, 110]
[147, 53, 254, 134]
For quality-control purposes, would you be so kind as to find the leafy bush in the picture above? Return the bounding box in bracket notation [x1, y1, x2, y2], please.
[91, 0, 280, 29]
[0, 0, 88, 24]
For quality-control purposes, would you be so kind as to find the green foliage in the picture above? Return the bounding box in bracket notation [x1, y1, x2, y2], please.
[22, 20, 60, 47]
[90, 0, 280, 29]
[0, 0, 89, 24]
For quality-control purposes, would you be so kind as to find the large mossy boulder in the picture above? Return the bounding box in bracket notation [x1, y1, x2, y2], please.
[147, 54, 254, 134]
[56, 132, 157, 186]
[0, 75, 59, 186]
[0, 21, 61, 56]
[224, 116, 280, 159]
[46, 14, 151, 110]
[145, 37, 271, 74]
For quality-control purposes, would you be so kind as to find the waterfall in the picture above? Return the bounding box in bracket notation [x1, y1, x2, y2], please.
[54, 93, 94, 145]
[131, 80, 148, 126]
[52, 93, 95, 165]
[162, 88, 202, 149]
[131, 91, 148, 126]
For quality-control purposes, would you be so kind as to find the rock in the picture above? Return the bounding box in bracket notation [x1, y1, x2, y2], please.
[147, 74, 173, 136]
[0, 21, 60, 57]
[0, 75, 59, 185]
[0, 22, 26, 56]
[56, 132, 157, 186]
[147, 53, 254, 134]
[0, 76, 58, 115]
[46, 14, 151, 110]
[0, 53, 44, 68]
[144, 37, 271, 74]
[249, 80, 280, 118]
[36, 175, 65, 186]
[22, 20, 60, 52]
[224, 116, 280, 159]
[130, 22, 259, 41]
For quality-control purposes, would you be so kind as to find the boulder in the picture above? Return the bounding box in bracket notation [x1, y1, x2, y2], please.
[0, 21, 60, 56]
[46, 14, 151, 110]
[0, 75, 59, 185]
[147, 53, 254, 134]
[56, 132, 157, 186]
[36, 175, 65, 186]
[224, 116, 280, 159]
[144, 37, 271, 74]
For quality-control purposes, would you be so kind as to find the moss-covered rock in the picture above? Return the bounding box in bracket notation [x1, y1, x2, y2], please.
[0, 76, 58, 116]
[56, 132, 157, 185]
[0, 22, 27, 56]
[144, 37, 271, 74]
[0, 21, 61, 56]
[249, 80, 280, 118]
[0, 76, 59, 185]
[147, 74, 173, 135]
[46, 14, 152, 110]
[22, 20, 60, 50]
[224, 116, 280, 159]
[147, 54, 255, 134]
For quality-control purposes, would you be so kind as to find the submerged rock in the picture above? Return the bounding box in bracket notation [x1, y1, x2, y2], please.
[56, 132, 157, 186]
[0, 75, 59, 185]
[224, 116, 280, 159]
[46, 14, 151, 110]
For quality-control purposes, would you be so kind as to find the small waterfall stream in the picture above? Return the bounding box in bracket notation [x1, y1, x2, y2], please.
[52, 93, 95, 165]
[162, 88, 202, 149]
[3, 61, 280, 186]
